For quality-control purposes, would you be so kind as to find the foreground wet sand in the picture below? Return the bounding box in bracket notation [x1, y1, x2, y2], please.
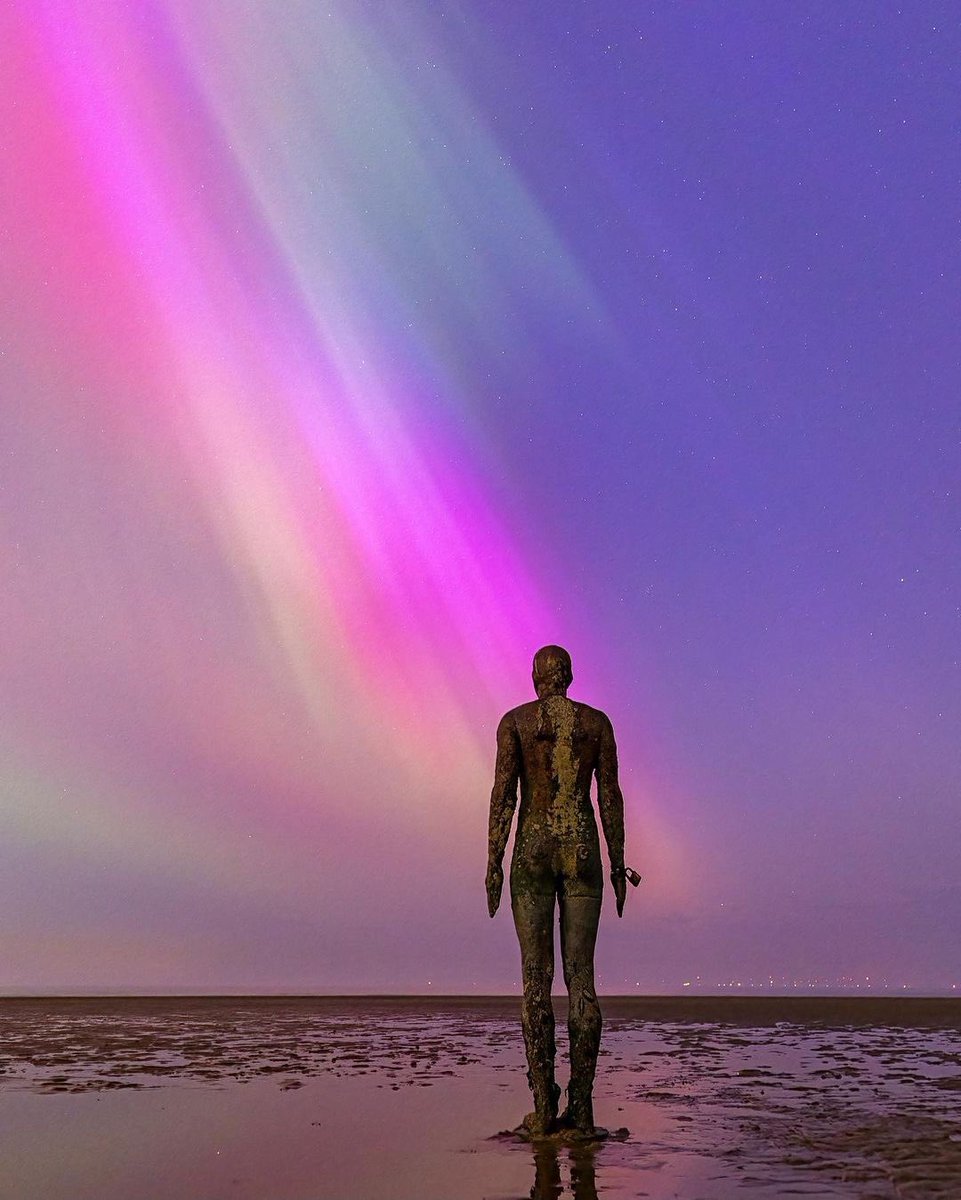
[0, 996, 959, 1198]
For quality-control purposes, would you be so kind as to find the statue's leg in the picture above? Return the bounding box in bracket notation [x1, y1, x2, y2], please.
[559, 894, 602, 1132]
[511, 890, 559, 1134]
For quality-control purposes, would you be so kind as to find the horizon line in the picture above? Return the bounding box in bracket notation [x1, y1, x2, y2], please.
[1, 990, 959, 1001]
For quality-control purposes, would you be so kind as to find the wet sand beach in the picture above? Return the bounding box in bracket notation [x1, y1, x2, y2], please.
[1, 996, 959, 1198]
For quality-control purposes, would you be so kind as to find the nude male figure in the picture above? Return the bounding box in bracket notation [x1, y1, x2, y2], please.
[486, 645, 635, 1137]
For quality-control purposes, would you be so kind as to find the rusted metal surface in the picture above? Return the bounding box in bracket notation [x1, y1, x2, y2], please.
[486, 646, 633, 1138]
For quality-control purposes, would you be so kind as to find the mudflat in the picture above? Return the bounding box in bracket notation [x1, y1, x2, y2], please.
[1, 995, 959, 1198]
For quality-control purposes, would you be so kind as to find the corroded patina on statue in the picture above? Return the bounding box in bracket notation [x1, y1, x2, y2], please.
[486, 645, 639, 1141]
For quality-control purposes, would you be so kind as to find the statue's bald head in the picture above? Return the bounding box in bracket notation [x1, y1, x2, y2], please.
[532, 645, 573, 698]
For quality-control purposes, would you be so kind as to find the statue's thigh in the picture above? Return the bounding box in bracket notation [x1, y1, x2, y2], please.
[559, 895, 601, 975]
[511, 891, 555, 965]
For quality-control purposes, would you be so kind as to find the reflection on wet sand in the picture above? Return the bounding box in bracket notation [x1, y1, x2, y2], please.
[0, 996, 959, 1199]
[529, 1142, 598, 1200]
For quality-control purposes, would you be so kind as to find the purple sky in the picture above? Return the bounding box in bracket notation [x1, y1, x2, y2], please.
[2, 2, 959, 993]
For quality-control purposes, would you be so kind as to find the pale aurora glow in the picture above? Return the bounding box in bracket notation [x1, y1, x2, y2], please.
[2, 1, 682, 991]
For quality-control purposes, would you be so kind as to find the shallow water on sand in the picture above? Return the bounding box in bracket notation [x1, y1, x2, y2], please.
[1, 996, 960, 1198]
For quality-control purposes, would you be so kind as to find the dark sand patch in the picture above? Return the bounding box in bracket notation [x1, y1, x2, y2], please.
[0, 996, 959, 1197]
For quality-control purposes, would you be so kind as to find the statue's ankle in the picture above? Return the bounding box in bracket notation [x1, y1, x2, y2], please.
[532, 1079, 560, 1118]
[562, 1089, 594, 1130]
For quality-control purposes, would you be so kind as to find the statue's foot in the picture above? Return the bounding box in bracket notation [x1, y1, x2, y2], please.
[502, 1112, 626, 1144]
[557, 1112, 610, 1141]
[513, 1081, 561, 1140]
[560, 1120, 610, 1142]
[519, 1109, 557, 1139]
[528, 1080, 561, 1132]
[557, 1100, 599, 1139]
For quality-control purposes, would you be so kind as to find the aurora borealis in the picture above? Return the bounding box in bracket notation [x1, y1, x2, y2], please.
[2, 3, 958, 993]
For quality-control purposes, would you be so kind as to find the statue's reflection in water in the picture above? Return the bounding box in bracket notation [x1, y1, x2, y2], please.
[529, 1142, 599, 1200]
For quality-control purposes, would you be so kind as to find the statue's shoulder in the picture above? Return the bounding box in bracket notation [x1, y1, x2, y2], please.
[499, 700, 539, 731]
[507, 700, 540, 721]
[571, 701, 612, 733]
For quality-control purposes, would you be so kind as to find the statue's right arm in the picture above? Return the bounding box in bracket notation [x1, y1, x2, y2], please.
[486, 712, 519, 916]
[596, 713, 628, 916]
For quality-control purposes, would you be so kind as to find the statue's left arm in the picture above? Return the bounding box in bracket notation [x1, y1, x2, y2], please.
[486, 712, 519, 917]
[596, 714, 627, 916]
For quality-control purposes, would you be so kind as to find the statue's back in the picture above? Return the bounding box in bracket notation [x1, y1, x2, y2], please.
[503, 697, 608, 901]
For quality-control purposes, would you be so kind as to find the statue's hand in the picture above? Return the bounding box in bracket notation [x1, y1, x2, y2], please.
[611, 870, 627, 918]
[486, 861, 503, 918]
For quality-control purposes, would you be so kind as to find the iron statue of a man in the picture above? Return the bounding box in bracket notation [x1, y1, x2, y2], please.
[487, 645, 637, 1138]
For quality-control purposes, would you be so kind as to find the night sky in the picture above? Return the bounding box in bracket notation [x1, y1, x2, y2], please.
[2, 2, 959, 993]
